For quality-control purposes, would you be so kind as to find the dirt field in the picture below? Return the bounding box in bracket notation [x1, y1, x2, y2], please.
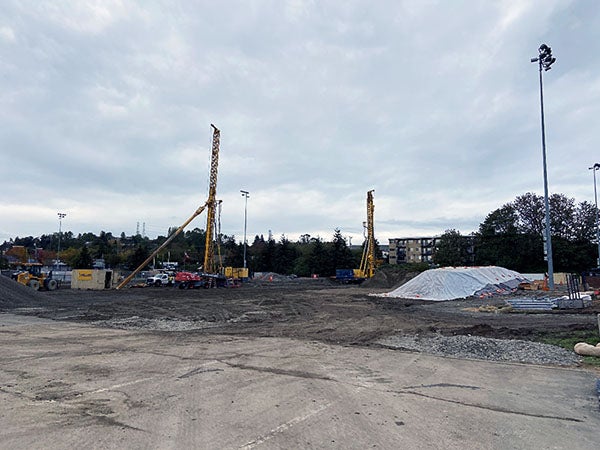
[4, 274, 600, 448]
[2, 275, 599, 346]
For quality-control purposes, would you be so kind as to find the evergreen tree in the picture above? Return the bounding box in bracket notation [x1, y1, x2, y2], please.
[326, 228, 354, 276]
[128, 244, 150, 271]
[73, 246, 93, 269]
[249, 235, 266, 271]
[274, 235, 299, 275]
[308, 238, 328, 276]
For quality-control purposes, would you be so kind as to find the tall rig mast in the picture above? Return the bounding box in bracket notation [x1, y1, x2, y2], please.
[116, 125, 221, 289]
[203, 124, 220, 274]
[359, 190, 376, 278]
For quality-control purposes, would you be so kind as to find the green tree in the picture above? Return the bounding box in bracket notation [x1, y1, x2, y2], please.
[549, 194, 576, 240]
[249, 235, 266, 272]
[475, 204, 544, 272]
[513, 192, 544, 235]
[476, 193, 598, 272]
[221, 235, 244, 267]
[434, 229, 470, 267]
[307, 238, 328, 276]
[105, 252, 122, 269]
[73, 246, 93, 269]
[326, 228, 354, 276]
[263, 238, 276, 272]
[274, 235, 299, 275]
[127, 244, 150, 271]
[572, 201, 597, 242]
[61, 247, 80, 267]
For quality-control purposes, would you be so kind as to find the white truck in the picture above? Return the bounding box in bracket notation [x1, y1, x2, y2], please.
[146, 273, 174, 287]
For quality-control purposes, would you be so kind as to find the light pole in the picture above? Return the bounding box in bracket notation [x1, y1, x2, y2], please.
[57, 212, 66, 270]
[589, 163, 600, 268]
[240, 190, 249, 269]
[531, 43, 556, 289]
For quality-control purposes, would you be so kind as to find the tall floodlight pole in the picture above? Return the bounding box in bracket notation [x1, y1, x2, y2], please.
[531, 44, 556, 289]
[57, 212, 66, 270]
[240, 190, 249, 269]
[589, 163, 600, 268]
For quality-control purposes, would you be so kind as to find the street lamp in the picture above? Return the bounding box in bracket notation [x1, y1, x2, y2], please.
[531, 43, 556, 289]
[589, 163, 600, 268]
[240, 190, 249, 269]
[57, 212, 66, 270]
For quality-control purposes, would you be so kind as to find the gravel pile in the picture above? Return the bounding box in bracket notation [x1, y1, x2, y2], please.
[377, 334, 582, 366]
[0, 274, 48, 309]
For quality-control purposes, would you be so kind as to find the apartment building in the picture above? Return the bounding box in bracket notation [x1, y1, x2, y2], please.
[388, 237, 439, 264]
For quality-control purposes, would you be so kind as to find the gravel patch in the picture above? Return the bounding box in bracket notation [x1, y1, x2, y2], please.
[94, 312, 274, 331]
[93, 316, 221, 331]
[377, 334, 582, 366]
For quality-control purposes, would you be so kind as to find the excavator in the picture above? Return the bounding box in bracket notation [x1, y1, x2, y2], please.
[116, 124, 224, 290]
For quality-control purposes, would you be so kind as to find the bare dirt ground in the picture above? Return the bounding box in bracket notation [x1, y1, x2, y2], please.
[4, 274, 600, 449]
[2, 275, 599, 346]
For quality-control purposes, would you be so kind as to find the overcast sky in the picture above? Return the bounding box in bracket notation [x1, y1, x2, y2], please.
[1, 1, 599, 246]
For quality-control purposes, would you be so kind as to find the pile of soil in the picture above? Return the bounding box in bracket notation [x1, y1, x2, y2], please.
[0, 274, 49, 309]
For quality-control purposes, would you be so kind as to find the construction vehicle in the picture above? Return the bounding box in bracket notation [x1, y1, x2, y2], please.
[336, 190, 377, 283]
[357, 190, 376, 279]
[174, 271, 227, 289]
[116, 124, 224, 290]
[174, 271, 204, 289]
[13, 263, 58, 291]
[146, 272, 174, 287]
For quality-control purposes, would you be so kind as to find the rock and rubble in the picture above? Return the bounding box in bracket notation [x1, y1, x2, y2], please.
[377, 333, 582, 366]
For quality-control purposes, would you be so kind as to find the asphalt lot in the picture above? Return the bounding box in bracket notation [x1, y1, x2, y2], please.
[1, 313, 599, 449]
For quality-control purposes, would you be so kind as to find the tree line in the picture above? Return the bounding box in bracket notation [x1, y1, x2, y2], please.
[3, 191, 597, 276]
[434, 192, 599, 273]
[1, 227, 375, 277]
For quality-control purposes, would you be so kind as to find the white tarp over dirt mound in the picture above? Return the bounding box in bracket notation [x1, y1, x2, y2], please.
[375, 266, 529, 301]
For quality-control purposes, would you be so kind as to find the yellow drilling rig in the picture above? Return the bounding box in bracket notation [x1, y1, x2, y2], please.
[357, 189, 376, 279]
[116, 124, 223, 290]
[335, 190, 377, 283]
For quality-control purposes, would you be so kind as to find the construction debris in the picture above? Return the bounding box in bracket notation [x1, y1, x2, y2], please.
[518, 280, 548, 291]
[506, 294, 593, 311]
[505, 297, 557, 311]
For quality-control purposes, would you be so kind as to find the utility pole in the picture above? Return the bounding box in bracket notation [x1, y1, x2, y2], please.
[589, 163, 600, 268]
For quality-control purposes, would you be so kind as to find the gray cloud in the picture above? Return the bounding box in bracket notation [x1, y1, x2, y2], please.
[1, 0, 598, 247]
